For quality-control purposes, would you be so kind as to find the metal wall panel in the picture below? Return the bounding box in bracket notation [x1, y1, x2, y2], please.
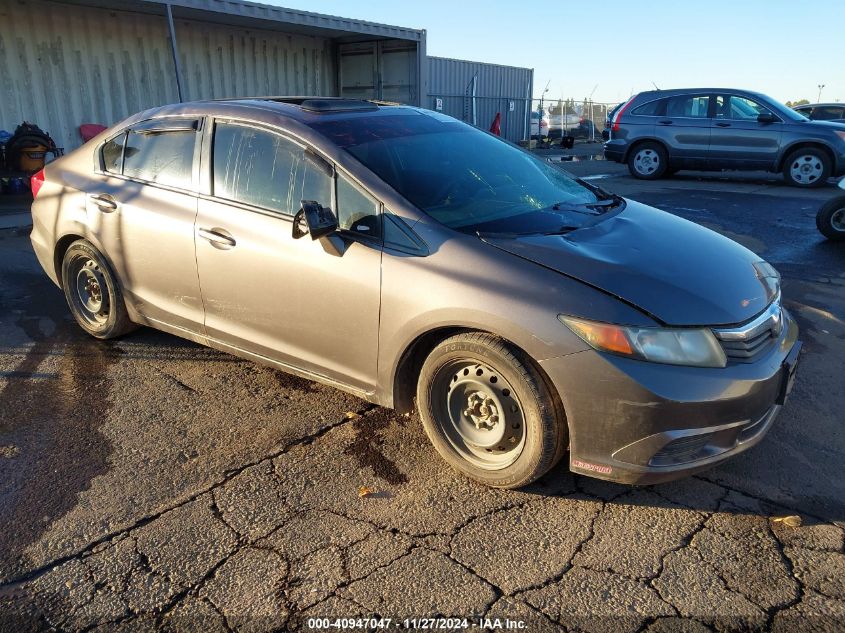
[427, 56, 532, 142]
[0, 0, 335, 152]
[174, 17, 336, 101]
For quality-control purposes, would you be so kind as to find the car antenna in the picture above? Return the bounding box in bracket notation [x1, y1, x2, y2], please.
[651, 81, 661, 91]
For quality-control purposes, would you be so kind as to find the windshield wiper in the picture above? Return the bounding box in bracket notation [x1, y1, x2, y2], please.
[477, 225, 580, 238]
[551, 194, 625, 216]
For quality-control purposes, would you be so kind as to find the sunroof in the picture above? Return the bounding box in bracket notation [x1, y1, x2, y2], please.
[269, 97, 379, 113]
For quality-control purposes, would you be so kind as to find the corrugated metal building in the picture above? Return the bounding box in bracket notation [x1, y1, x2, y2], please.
[427, 56, 532, 143]
[0, 0, 533, 152]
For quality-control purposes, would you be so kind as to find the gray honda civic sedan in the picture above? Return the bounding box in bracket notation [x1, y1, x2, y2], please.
[30, 97, 801, 488]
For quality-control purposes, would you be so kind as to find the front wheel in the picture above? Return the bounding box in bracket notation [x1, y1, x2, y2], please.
[416, 333, 567, 488]
[783, 148, 831, 187]
[816, 196, 845, 241]
[627, 142, 669, 180]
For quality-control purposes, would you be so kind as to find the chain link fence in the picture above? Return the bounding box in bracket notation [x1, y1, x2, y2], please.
[425, 92, 623, 145]
[529, 98, 622, 145]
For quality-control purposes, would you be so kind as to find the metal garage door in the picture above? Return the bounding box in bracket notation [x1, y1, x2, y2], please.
[338, 41, 417, 104]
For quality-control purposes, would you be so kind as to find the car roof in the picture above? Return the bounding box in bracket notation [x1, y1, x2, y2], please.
[631, 88, 771, 99]
[148, 96, 414, 124]
[797, 103, 844, 108]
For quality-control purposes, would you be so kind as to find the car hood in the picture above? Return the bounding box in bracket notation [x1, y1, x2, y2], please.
[801, 119, 845, 131]
[481, 200, 775, 326]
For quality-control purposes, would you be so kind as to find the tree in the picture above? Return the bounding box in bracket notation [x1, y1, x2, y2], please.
[786, 99, 809, 107]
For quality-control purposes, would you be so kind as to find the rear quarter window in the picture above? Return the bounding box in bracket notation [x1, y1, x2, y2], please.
[101, 134, 125, 173]
[631, 99, 666, 116]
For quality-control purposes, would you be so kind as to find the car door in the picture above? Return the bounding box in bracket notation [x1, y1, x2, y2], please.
[656, 93, 712, 169]
[194, 120, 382, 393]
[708, 94, 783, 170]
[90, 119, 204, 333]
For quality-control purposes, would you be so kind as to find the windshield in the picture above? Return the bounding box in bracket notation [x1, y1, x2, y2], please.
[310, 111, 607, 235]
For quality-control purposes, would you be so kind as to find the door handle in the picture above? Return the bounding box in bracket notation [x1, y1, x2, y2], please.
[87, 193, 118, 212]
[197, 227, 236, 248]
[657, 119, 673, 125]
[715, 122, 732, 127]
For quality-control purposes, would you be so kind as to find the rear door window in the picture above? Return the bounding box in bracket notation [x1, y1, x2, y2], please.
[666, 95, 710, 118]
[123, 120, 198, 189]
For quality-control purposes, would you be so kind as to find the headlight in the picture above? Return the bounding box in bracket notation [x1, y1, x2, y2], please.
[753, 260, 780, 304]
[559, 316, 727, 368]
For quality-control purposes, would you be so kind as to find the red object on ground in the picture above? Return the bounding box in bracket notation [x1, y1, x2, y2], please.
[489, 112, 502, 136]
[79, 124, 107, 142]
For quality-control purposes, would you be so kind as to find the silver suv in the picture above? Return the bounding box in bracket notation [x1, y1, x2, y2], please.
[604, 88, 845, 187]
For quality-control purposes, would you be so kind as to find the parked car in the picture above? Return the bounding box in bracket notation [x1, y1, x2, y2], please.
[530, 110, 550, 139]
[548, 113, 580, 139]
[816, 177, 845, 241]
[604, 88, 845, 186]
[794, 103, 845, 123]
[30, 97, 801, 488]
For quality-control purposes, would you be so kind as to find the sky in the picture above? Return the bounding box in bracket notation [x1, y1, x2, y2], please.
[266, 0, 841, 106]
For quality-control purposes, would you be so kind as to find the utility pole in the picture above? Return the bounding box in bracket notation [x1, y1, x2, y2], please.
[537, 80, 550, 146]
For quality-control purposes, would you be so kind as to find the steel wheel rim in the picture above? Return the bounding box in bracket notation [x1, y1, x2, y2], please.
[831, 207, 845, 232]
[71, 257, 110, 326]
[790, 155, 823, 184]
[634, 149, 659, 175]
[431, 359, 526, 470]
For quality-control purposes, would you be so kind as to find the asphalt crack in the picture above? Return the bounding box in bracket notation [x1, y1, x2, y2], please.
[0, 404, 374, 590]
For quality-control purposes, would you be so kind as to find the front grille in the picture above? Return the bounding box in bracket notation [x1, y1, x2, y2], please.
[649, 433, 713, 466]
[718, 328, 777, 361]
[713, 299, 783, 363]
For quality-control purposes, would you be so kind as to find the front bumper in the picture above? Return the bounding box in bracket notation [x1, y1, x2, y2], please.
[540, 309, 801, 485]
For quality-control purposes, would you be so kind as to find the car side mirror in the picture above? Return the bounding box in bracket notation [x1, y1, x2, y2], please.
[757, 113, 778, 124]
[292, 201, 337, 240]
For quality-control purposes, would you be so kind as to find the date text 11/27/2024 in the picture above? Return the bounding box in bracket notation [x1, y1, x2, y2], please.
[306, 617, 527, 630]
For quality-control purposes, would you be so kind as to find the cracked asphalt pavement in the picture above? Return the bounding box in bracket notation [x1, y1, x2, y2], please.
[1, 162, 844, 632]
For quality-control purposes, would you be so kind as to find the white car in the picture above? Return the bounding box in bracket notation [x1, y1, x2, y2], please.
[530, 111, 550, 139]
[548, 113, 582, 135]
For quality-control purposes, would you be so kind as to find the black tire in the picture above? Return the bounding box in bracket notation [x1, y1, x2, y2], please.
[816, 195, 845, 241]
[61, 240, 137, 339]
[782, 147, 831, 188]
[627, 142, 669, 180]
[416, 332, 568, 488]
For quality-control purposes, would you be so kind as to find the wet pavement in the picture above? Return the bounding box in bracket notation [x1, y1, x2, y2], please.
[0, 166, 844, 631]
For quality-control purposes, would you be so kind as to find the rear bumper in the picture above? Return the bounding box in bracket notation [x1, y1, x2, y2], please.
[603, 139, 626, 163]
[540, 309, 801, 485]
[30, 219, 60, 287]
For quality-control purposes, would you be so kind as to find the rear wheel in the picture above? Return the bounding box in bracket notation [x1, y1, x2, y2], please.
[627, 142, 669, 180]
[816, 196, 845, 241]
[61, 240, 136, 339]
[416, 332, 567, 488]
[783, 147, 831, 187]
